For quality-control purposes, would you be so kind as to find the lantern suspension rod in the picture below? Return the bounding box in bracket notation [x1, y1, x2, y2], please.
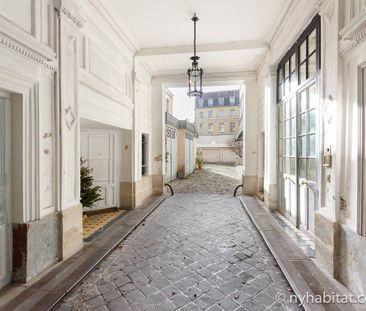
[192, 13, 199, 60]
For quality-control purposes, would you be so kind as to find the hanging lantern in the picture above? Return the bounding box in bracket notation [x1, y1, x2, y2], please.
[187, 14, 203, 97]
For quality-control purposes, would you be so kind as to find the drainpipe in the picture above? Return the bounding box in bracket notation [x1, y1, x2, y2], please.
[131, 56, 137, 209]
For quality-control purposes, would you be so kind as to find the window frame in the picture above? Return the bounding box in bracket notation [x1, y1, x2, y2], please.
[218, 123, 224, 133]
[141, 133, 149, 176]
[230, 122, 235, 133]
[208, 110, 213, 118]
[208, 98, 213, 107]
[208, 123, 214, 133]
[199, 111, 204, 119]
[277, 15, 321, 102]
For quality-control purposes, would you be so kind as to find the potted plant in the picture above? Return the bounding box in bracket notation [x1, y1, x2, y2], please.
[80, 158, 102, 208]
[196, 150, 204, 170]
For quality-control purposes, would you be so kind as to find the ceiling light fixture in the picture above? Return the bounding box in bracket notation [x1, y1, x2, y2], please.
[187, 13, 203, 97]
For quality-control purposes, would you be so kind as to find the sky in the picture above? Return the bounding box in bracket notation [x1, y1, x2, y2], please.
[168, 85, 240, 123]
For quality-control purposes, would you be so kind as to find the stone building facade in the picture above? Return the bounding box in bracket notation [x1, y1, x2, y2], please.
[195, 90, 242, 165]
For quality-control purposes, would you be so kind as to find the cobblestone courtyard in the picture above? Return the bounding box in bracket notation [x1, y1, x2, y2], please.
[58, 167, 301, 311]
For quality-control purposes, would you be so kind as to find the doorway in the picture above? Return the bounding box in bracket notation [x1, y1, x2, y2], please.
[0, 92, 12, 289]
[277, 15, 320, 236]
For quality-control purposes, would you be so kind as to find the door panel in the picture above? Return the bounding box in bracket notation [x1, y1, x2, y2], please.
[278, 79, 319, 236]
[81, 131, 118, 209]
[0, 96, 11, 289]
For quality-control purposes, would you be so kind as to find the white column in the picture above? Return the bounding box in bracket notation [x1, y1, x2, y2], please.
[242, 76, 258, 195]
[263, 68, 278, 209]
[151, 81, 165, 194]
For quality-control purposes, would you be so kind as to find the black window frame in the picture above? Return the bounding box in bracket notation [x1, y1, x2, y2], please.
[277, 14, 321, 102]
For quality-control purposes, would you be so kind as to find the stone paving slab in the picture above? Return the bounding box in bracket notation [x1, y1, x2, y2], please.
[57, 188, 301, 311]
[0, 195, 166, 311]
[240, 195, 359, 311]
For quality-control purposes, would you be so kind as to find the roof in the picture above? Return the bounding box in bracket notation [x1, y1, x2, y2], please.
[195, 90, 240, 108]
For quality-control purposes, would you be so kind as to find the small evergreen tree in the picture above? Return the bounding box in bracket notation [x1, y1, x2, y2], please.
[80, 158, 102, 207]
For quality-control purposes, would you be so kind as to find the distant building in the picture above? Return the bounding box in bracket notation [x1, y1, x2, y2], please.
[165, 90, 198, 182]
[195, 90, 242, 165]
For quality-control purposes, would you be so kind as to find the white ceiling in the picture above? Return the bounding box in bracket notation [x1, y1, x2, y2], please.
[108, 0, 291, 75]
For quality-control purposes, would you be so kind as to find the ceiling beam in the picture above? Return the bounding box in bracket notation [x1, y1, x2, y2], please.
[136, 40, 267, 57]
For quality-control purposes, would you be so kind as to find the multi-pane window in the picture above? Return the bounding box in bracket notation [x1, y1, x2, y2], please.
[208, 98, 213, 107]
[230, 109, 235, 117]
[219, 123, 224, 133]
[230, 96, 236, 105]
[141, 134, 148, 176]
[208, 123, 213, 133]
[198, 98, 204, 107]
[199, 111, 204, 119]
[277, 15, 320, 100]
[219, 110, 224, 118]
[208, 110, 213, 118]
[218, 97, 225, 106]
[230, 122, 235, 133]
[199, 123, 204, 133]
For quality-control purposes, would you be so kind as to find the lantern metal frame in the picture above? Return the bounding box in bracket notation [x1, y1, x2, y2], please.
[187, 13, 203, 97]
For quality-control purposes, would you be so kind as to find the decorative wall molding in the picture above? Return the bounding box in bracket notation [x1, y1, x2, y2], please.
[340, 10, 366, 56]
[0, 33, 56, 71]
[59, 6, 84, 28]
[54, 0, 85, 28]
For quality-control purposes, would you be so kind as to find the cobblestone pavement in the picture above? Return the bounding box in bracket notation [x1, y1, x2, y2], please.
[58, 168, 301, 311]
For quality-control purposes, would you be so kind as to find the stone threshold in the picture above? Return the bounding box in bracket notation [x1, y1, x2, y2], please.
[239, 195, 359, 311]
[0, 195, 166, 311]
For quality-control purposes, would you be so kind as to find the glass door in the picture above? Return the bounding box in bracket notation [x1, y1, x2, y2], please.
[297, 81, 318, 234]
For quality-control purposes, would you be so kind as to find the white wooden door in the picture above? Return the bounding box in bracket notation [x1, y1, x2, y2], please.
[166, 127, 177, 182]
[0, 95, 11, 289]
[81, 131, 118, 209]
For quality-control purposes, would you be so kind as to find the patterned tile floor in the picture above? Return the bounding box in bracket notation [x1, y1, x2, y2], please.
[58, 168, 302, 311]
[83, 210, 126, 240]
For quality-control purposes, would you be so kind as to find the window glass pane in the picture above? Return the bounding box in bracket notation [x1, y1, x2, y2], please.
[290, 99, 296, 116]
[299, 136, 306, 156]
[285, 78, 290, 95]
[290, 158, 296, 175]
[290, 53, 296, 73]
[291, 138, 296, 156]
[300, 40, 307, 62]
[308, 52, 317, 77]
[300, 90, 307, 112]
[300, 114, 306, 134]
[307, 158, 316, 181]
[285, 61, 290, 78]
[285, 157, 290, 173]
[299, 159, 307, 178]
[308, 110, 316, 132]
[279, 68, 283, 82]
[308, 83, 317, 108]
[285, 101, 290, 118]
[291, 118, 296, 136]
[285, 120, 290, 136]
[308, 134, 316, 156]
[300, 62, 307, 83]
[308, 29, 317, 54]
[286, 139, 290, 155]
